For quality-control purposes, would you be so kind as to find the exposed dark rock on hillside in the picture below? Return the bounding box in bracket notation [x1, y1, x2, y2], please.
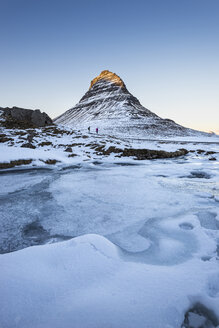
[0, 159, 32, 169]
[0, 106, 53, 128]
[94, 144, 188, 159]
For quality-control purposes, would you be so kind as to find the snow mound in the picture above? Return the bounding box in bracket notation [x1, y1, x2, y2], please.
[0, 233, 219, 328]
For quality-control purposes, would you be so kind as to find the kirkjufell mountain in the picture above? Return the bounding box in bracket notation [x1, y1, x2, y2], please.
[54, 70, 205, 137]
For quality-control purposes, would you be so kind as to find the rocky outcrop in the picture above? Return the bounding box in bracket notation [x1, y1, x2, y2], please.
[0, 159, 32, 169]
[94, 145, 188, 159]
[0, 106, 53, 129]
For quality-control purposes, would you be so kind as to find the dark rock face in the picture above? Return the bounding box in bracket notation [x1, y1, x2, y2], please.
[65, 147, 73, 152]
[0, 134, 13, 143]
[0, 106, 53, 128]
[94, 144, 188, 159]
[0, 159, 32, 169]
[181, 303, 219, 328]
[21, 143, 36, 149]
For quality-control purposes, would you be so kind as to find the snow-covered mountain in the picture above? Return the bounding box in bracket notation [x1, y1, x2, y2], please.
[54, 70, 206, 137]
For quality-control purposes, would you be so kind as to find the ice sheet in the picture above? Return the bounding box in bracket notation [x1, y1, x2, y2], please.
[0, 144, 219, 328]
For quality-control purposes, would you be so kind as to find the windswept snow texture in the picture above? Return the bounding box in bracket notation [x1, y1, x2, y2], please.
[0, 151, 219, 327]
[0, 234, 219, 328]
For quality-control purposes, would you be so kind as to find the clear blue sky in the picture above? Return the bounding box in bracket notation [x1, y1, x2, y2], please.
[0, 0, 218, 133]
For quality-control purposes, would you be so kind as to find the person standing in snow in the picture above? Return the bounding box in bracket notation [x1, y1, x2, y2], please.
[88, 126, 90, 133]
[96, 128, 98, 134]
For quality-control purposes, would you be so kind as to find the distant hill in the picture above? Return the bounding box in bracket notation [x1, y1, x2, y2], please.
[0, 106, 53, 129]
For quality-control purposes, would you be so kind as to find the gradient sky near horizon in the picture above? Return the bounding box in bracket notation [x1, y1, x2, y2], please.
[0, 0, 219, 133]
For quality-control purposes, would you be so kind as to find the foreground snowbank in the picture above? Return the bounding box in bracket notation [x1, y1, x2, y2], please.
[0, 234, 219, 328]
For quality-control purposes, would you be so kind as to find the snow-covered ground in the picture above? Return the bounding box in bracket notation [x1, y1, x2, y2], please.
[0, 124, 218, 167]
[0, 138, 219, 327]
[0, 124, 219, 327]
[1, 233, 219, 328]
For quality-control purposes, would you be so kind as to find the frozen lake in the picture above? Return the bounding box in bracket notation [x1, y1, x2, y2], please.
[0, 156, 219, 328]
[1, 157, 218, 260]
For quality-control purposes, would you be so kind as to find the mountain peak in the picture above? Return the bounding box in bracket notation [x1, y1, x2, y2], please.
[54, 71, 201, 138]
[90, 70, 124, 89]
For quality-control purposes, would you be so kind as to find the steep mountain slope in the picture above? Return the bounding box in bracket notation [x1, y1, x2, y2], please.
[54, 70, 205, 137]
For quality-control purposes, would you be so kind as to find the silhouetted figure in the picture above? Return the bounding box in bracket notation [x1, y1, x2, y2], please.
[88, 126, 90, 133]
[96, 127, 98, 134]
